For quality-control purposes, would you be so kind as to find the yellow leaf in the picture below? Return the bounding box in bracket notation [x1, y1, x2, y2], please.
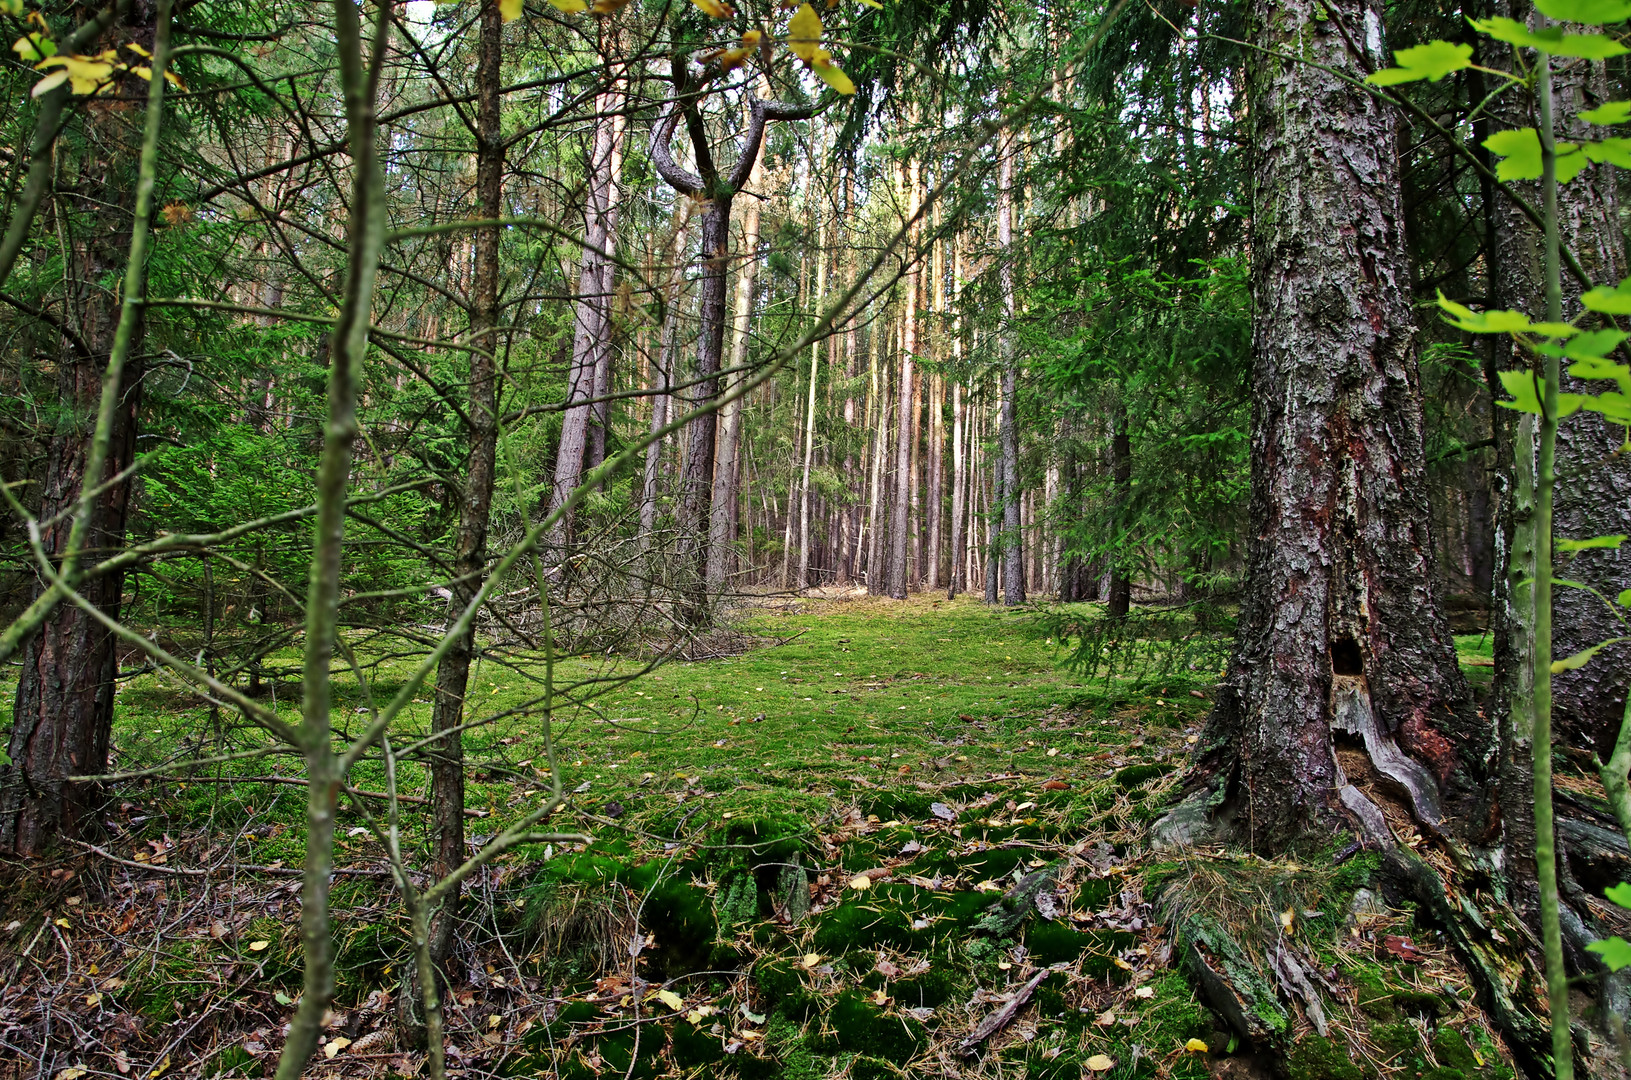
[1112, 956, 1133, 970]
[1086, 1055, 1116, 1072]
[812, 54, 855, 95]
[57, 1070, 86, 1080]
[147, 1056, 171, 1079]
[85, 992, 102, 1007]
[324, 1037, 350, 1059]
[54, 918, 70, 928]
[848, 875, 872, 891]
[654, 989, 685, 1011]
[501, 0, 525, 18]
[1280, 907, 1295, 932]
[248, 940, 270, 952]
[31, 69, 68, 98]
[691, 0, 735, 16]
[800, 952, 822, 967]
[1186, 1039, 1210, 1053]
[488, 1013, 502, 1028]
[789, 2, 822, 62]
[871, 989, 888, 1005]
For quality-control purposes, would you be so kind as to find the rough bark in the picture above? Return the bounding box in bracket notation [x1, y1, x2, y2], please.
[652, 80, 808, 620]
[584, 94, 627, 474]
[1105, 401, 1130, 620]
[1193, 0, 1486, 853]
[888, 164, 920, 599]
[422, 0, 503, 990]
[2, 4, 155, 855]
[997, 149, 1024, 606]
[640, 198, 693, 542]
[798, 219, 826, 591]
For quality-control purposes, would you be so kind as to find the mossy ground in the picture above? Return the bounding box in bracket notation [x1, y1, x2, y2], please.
[1, 595, 1517, 1077]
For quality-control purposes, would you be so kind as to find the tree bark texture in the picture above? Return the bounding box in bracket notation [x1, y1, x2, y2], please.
[1196, 0, 1486, 853]
[2, 5, 154, 855]
[997, 147, 1024, 606]
[889, 163, 920, 599]
[640, 198, 693, 542]
[423, 0, 503, 981]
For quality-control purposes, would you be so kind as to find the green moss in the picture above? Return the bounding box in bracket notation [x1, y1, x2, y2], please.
[1114, 763, 1173, 790]
[829, 991, 926, 1059]
[1354, 974, 1398, 1020]
[851, 1056, 903, 1080]
[1287, 1035, 1368, 1080]
[1027, 921, 1094, 964]
[1393, 988, 1445, 1018]
[717, 868, 759, 929]
[1430, 1027, 1479, 1072]
[894, 965, 959, 1009]
[1370, 1022, 1418, 1059]
[671, 1019, 726, 1069]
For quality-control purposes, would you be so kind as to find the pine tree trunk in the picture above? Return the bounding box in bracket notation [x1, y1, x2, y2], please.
[1106, 402, 1131, 620]
[948, 381, 966, 599]
[997, 148, 1024, 606]
[798, 220, 826, 591]
[584, 92, 627, 474]
[1192, 0, 1484, 852]
[888, 164, 920, 599]
[420, 2, 503, 985]
[2, 5, 153, 855]
[640, 199, 693, 542]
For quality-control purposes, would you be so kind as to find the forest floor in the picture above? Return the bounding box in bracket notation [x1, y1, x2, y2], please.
[0, 595, 1518, 1080]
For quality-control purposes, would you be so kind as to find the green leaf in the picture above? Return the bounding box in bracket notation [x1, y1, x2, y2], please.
[1485, 128, 1543, 180]
[1583, 279, 1631, 314]
[1606, 882, 1631, 908]
[1496, 370, 1586, 416]
[1566, 355, 1630, 381]
[1472, 18, 1630, 58]
[1551, 635, 1629, 672]
[1366, 41, 1473, 85]
[1436, 293, 1541, 334]
[1584, 137, 1631, 168]
[1484, 128, 1587, 181]
[1565, 328, 1628, 358]
[1557, 143, 1589, 182]
[1581, 100, 1631, 124]
[1619, 589, 1631, 608]
[1582, 391, 1631, 420]
[1530, 321, 1581, 337]
[1556, 534, 1627, 551]
[1534, 0, 1631, 25]
[1587, 937, 1631, 971]
[1498, 369, 1544, 412]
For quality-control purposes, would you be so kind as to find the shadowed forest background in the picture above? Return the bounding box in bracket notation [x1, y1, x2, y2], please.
[1, 0, 1631, 1078]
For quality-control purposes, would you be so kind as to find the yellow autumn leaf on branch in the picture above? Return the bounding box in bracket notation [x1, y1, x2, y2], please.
[789, 3, 822, 62]
[692, 0, 736, 17]
[811, 49, 855, 94]
[500, 0, 525, 19]
[35, 55, 115, 96]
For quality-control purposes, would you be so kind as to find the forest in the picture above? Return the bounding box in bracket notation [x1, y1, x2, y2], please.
[2, 0, 1631, 1077]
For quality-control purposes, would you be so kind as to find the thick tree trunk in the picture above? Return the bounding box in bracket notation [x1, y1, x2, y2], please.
[2, 6, 153, 855]
[1193, 0, 1485, 852]
[422, 0, 503, 985]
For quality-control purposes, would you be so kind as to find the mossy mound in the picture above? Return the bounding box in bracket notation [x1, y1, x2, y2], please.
[828, 990, 927, 1059]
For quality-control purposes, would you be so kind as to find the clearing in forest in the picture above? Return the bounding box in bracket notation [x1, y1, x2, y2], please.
[4, 598, 1514, 1080]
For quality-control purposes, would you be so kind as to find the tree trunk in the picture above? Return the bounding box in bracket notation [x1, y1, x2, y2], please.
[547, 85, 620, 561]
[421, 0, 503, 987]
[1191, 0, 1488, 849]
[888, 164, 920, 599]
[705, 117, 765, 595]
[1106, 401, 1131, 620]
[2, 5, 155, 855]
[866, 321, 888, 594]
[997, 147, 1025, 606]
[584, 91, 627, 474]
[798, 220, 826, 591]
[640, 199, 694, 542]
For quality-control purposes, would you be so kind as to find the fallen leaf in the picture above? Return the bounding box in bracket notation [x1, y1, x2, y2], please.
[1382, 935, 1425, 962]
[875, 958, 901, 978]
[871, 989, 889, 1005]
[848, 875, 872, 891]
[1042, 780, 1071, 791]
[930, 802, 955, 821]
[800, 953, 822, 968]
[248, 940, 270, 952]
[1095, 1010, 1116, 1026]
[1280, 907, 1295, 932]
[1086, 1054, 1116, 1071]
[147, 1056, 171, 1079]
[654, 989, 685, 1011]
[1134, 985, 1154, 998]
[324, 1037, 350, 1059]
[1186, 1038, 1209, 1053]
